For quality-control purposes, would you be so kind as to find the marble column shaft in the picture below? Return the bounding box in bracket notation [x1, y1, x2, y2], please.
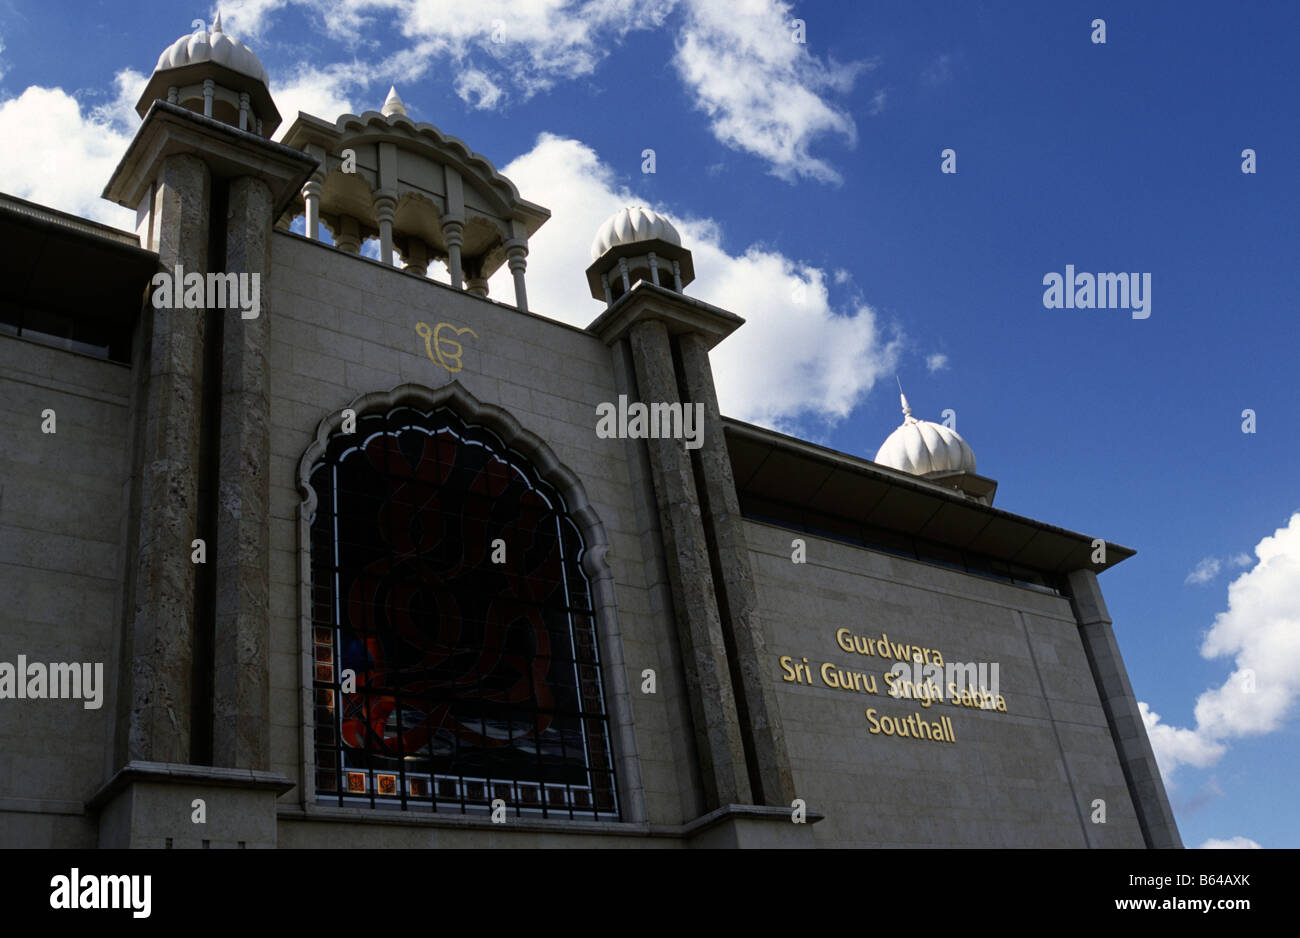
[212, 176, 274, 770]
[628, 319, 752, 810]
[128, 152, 209, 764]
[676, 332, 797, 806]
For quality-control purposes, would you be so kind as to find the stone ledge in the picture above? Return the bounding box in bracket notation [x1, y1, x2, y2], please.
[280, 803, 651, 837]
[279, 801, 823, 845]
[87, 761, 295, 812]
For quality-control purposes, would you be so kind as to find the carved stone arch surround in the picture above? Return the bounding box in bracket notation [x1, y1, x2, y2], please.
[294, 380, 647, 823]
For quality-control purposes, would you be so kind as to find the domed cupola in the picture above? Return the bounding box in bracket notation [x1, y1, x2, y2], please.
[135, 11, 281, 138]
[874, 391, 996, 503]
[586, 205, 695, 306]
[875, 393, 976, 476]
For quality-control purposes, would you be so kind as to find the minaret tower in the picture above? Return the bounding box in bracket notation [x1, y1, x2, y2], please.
[94, 13, 314, 847]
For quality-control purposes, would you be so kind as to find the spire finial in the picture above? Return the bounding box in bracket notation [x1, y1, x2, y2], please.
[382, 85, 407, 118]
[212, 9, 224, 33]
[896, 376, 912, 418]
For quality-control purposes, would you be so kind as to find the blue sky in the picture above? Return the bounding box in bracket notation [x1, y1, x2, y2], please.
[0, 0, 1296, 849]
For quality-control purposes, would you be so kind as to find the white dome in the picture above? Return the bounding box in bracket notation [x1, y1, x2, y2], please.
[874, 395, 976, 477]
[590, 206, 681, 261]
[153, 13, 269, 86]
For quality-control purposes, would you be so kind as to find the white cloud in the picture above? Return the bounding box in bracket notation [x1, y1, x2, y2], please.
[672, 0, 871, 184]
[1199, 836, 1261, 849]
[0, 84, 136, 228]
[455, 69, 504, 110]
[925, 353, 948, 373]
[488, 133, 899, 429]
[229, 0, 674, 102]
[1143, 512, 1300, 779]
[1185, 556, 1222, 585]
[1230, 552, 1252, 567]
[182, 1, 874, 182]
[271, 62, 366, 135]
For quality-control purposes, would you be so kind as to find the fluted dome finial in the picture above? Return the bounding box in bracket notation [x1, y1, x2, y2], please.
[136, 12, 281, 136]
[875, 393, 976, 478]
[589, 205, 682, 261]
[586, 204, 695, 306]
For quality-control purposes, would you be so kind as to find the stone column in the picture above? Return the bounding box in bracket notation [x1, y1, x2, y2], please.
[505, 239, 529, 312]
[127, 152, 210, 764]
[1067, 569, 1183, 848]
[211, 176, 274, 771]
[403, 237, 429, 276]
[677, 332, 796, 806]
[202, 79, 214, 118]
[442, 218, 464, 289]
[628, 319, 752, 810]
[238, 92, 250, 132]
[373, 192, 396, 265]
[301, 176, 322, 241]
[648, 251, 660, 287]
[333, 215, 361, 254]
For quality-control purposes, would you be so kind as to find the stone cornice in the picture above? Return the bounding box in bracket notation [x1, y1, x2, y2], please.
[585, 281, 745, 350]
[102, 100, 318, 218]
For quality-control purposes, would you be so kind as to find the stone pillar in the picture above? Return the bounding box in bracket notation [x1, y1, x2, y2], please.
[202, 79, 214, 118]
[373, 193, 396, 265]
[628, 319, 752, 810]
[672, 260, 682, 292]
[238, 92, 250, 132]
[127, 152, 210, 765]
[1067, 569, 1183, 848]
[618, 257, 631, 293]
[442, 218, 464, 289]
[648, 251, 660, 287]
[212, 176, 274, 771]
[601, 272, 612, 306]
[334, 215, 361, 254]
[301, 176, 322, 241]
[402, 237, 429, 276]
[677, 332, 797, 806]
[465, 276, 488, 297]
[506, 239, 529, 313]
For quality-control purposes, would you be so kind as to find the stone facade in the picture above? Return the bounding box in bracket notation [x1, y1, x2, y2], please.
[0, 44, 1180, 848]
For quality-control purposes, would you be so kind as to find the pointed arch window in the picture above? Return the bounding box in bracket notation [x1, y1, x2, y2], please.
[307, 404, 618, 819]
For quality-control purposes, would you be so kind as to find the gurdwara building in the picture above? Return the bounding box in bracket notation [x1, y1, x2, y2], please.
[0, 17, 1180, 848]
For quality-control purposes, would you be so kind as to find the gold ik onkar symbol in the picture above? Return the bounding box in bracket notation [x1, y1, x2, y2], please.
[416, 321, 478, 373]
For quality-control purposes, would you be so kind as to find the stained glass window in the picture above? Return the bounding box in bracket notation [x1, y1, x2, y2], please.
[308, 404, 619, 819]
